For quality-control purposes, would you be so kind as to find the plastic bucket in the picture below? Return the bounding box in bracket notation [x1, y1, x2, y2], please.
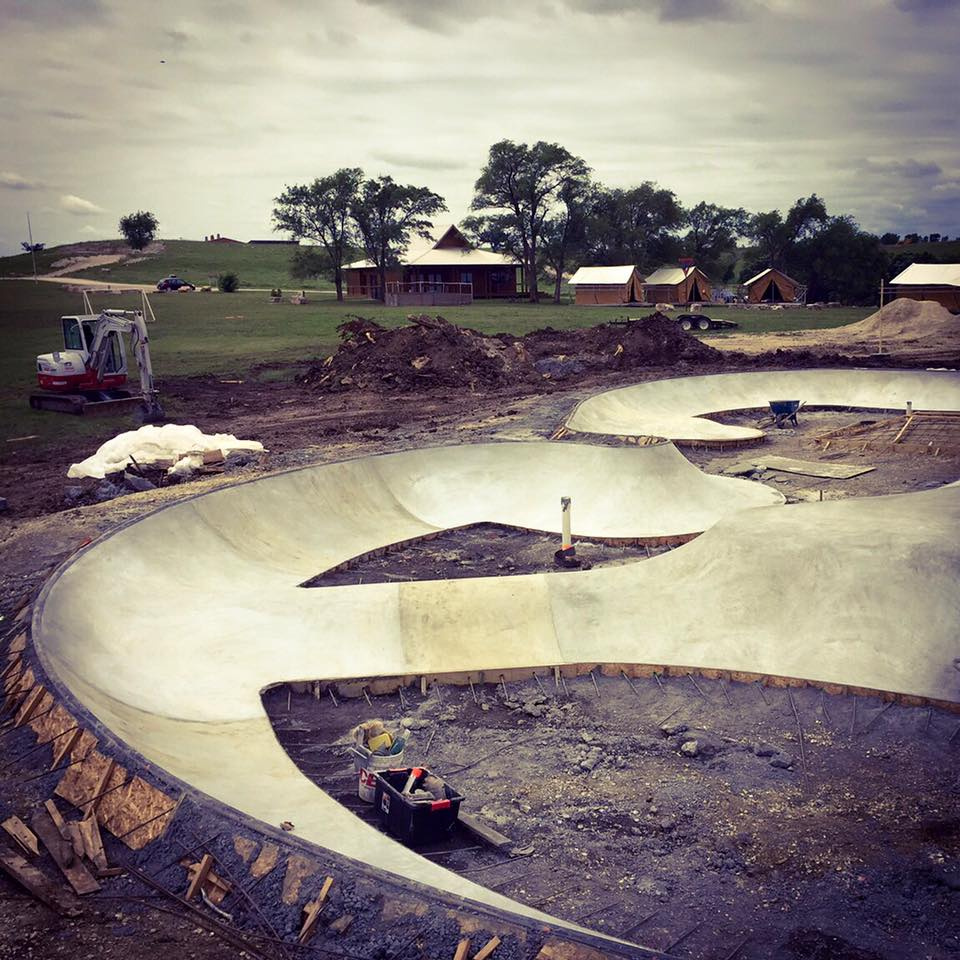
[350, 746, 405, 802]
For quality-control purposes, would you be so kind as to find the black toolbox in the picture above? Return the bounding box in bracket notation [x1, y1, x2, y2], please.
[373, 767, 464, 845]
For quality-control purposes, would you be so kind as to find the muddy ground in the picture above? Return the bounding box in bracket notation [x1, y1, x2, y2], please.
[1, 355, 959, 959]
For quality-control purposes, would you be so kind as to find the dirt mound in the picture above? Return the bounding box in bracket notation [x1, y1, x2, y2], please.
[835, 297, 958, 342]
[303, 312, 722, 393]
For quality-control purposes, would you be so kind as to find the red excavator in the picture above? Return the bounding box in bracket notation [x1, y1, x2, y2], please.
[30, 291, 164, 421]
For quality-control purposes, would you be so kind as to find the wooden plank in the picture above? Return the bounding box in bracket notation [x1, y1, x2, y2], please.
[78, 812, 108, 872]
[2, 816, 40, 857]
[298, 875, 334, 944]
[66, 822, 85, 862]
[458, 812, 513, 851]
[85, 758, 116, 816]
[44, 800, 71, 843]
[30, 809, 100, 896]
[0, 847, 80, 916]
[50, 728, 82, 770]
[14, 685, 45, 727]
[185, 852, 213, 901]
[453, 939, 471, 960]
[473, 936, 502, 960]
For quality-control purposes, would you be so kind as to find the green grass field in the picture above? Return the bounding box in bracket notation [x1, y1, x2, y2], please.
[0, 239, 333, 290]
[0, 280, 869, 448]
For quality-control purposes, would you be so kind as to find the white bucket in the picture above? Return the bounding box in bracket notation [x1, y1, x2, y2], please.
[350, 746, 405, 803]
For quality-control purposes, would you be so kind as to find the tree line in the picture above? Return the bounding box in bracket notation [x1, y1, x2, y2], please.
[273, 141, 903, 305]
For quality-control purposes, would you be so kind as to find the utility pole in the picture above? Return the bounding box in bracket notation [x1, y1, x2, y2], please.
[878, 277, 884, 355]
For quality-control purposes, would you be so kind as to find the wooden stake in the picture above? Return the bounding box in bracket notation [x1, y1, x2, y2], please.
[298, 875, 334, 944]
[473, 936, 502, 960]
[453, 939, 471, 960]
[2, 816, 40, 857]
[185, 853, 214, 901]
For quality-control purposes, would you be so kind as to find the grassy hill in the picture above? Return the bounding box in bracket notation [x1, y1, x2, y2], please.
[0, 239, 333, 290]
[881, 239, 960, 261]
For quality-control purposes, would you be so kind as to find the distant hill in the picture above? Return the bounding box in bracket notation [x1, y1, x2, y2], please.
[0, 239, 330, 290]
[881, 239, 960, 261]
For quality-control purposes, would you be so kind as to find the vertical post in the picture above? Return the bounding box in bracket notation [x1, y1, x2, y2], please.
[878, 278, 884, 355]
[560, 496, 572, 551]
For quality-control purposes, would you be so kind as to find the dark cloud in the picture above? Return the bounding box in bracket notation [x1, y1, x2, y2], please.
[894, 0, 958, 13]
[0, 0, 107, 24]
[566, 0, 753, 20]
[0, 172, 41, 190]
[370, 151, 466, 172]
[860, 158, 943, 179]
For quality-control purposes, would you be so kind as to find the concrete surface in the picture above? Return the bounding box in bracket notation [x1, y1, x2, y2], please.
[565, 369, 960, 442]
[31, 431, 960, 936]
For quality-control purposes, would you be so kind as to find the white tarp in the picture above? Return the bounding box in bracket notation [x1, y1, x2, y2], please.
[67, 424, 264, 479]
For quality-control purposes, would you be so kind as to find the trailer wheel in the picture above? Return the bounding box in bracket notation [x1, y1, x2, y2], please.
[697, 318, 711, 331]
[680, 319, 693, 331]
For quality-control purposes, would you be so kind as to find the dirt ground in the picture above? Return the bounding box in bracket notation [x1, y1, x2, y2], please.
[2, 350, 959, 959]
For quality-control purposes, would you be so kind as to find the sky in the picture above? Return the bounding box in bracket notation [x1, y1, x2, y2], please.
[0, 0, 958, 255]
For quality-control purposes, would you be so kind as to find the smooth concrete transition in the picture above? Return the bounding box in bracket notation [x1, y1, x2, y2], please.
[32, 432, 960, 937]
[565, 369, 960, 443]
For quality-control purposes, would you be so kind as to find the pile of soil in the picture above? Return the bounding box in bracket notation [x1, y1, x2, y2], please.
[302, 313, 721, 392]
[836, 297, 958, 343]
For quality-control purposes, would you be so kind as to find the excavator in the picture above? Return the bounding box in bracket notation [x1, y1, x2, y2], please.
[30, 291, 165, 421]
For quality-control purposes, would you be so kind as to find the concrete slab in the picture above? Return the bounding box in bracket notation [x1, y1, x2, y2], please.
[565, 369, 960, 443]
[750, 455, 876, 480]
[30, 432, 960, 940]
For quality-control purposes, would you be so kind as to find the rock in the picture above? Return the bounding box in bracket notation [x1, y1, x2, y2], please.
[225, 449, 258, 468]
[522, 703, 544, 717]
[94, 480, 122, 502]
[123, 471, 156, 492]
[579, 731, 594, 743]
[770, 755, 795, 769]
[661, 723, 688, 737]
[64, 485, 86, 507]
[480, 702, 490, 712]
[680, 740, 700, 758]
[754, 742, 780, 757]
[580, 755, 600, 772]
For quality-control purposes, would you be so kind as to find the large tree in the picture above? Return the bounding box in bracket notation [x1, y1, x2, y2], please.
[118, 210, 158, 251]
[682, 202, 748, 276]
[583, 183, 683, 272]
[792, 217, 885, 304]
[350, 175, 446, 302]
[541, 179, 593, 303]
[471, 140, 590, 302]
[747, 194, 828, 270]
[272, 168, 363, 300]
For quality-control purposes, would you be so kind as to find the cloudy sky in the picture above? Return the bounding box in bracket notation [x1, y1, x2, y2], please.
[1, 0, 958, 255]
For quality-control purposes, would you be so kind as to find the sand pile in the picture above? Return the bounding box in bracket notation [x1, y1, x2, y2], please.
[302, 312, 721, 392]
[832, 298, 958, 343]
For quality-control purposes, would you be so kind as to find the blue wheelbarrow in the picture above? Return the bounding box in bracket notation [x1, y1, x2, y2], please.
[768, 400, 803, 428]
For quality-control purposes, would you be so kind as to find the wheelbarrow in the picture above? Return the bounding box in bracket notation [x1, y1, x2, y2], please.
[768, 399, 803, 428]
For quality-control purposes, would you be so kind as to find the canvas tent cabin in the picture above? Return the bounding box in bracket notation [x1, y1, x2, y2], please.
[641, 265, 712, 305]
[567, 265, 644, 305]
[744, 267, 802, 304]
[888, 263, 960, 312]
[342, 225, 520, 305]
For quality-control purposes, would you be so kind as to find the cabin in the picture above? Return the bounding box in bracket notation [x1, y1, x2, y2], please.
[888, 263, 960, 312]
[641, 265, 712, 305]
[342, 225, 520, 304]
[567, 265, 644, 305]
[744, 267, 802, 304]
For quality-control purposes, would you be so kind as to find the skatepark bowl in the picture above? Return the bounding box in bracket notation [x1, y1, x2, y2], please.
[28, 368, 960, 949]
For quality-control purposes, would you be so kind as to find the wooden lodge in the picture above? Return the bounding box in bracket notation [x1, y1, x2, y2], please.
[888, 263, 960, 312]
[342, 225, 520, 305]
[642, 265, 712, 305]
[568, 265, 644, 305]
[744, 267, 802, 304]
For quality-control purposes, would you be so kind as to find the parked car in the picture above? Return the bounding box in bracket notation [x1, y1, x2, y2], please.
[156, 275, 195, 291]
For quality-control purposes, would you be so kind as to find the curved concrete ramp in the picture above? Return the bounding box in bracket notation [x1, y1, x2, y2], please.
[33, 441, 780, 939]
[565, 369, 960, 443]
[32, 439, 960, 939]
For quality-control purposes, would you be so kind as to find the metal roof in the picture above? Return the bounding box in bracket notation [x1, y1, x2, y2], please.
[890, 263, 960, 287]
[568, 265, 639, 285]
[344, 223, 516, 270]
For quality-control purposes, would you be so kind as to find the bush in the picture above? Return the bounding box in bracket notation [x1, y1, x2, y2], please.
[218, 272, 240, 293]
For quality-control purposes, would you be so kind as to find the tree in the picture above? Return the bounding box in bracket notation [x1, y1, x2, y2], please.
[289, 247, 333, 283]
[541, 179, 593, 303]
[791, 217, 885, 304]
[351, 175, 446, 302]
[472, 140, 590, 302]
[582, 183, 683, 272]
[273, 169, 362, 301]
[681, 202, 747, 276]
[748, 195, 827, 269]
[118, 211, 158, 251]
[880, 232, 900, 245]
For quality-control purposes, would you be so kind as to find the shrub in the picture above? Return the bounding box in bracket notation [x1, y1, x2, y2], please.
[218, 272, 240, 292]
